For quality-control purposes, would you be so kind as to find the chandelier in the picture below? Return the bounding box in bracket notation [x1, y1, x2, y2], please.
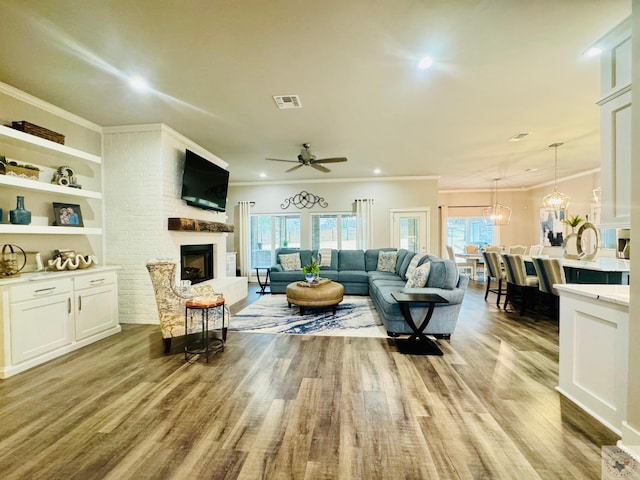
[483, 178, 512, 225]
[543, 142, 570, 211]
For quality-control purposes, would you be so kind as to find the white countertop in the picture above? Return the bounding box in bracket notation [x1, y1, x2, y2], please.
[559, 258, 630, 272]
[0, 265, 121, 286]
[555, 284, 630, 307]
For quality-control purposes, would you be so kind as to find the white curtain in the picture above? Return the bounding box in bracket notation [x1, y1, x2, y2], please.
[238, 201, 252, 277]
[355, 198, 373, 250]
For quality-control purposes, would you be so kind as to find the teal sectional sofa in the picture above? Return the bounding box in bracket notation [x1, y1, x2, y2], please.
[269, 248, 469, 337]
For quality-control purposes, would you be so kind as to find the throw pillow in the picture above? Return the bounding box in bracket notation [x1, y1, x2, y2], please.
[318, 248, 332, 267]
[404, 253, 425, 280]
[376, 251, 397, 272]
[279, 252, 301, 271]
[405, 262, 431, 288]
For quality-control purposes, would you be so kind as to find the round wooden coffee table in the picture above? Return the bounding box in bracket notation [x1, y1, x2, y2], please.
[286, 280, 344, 315]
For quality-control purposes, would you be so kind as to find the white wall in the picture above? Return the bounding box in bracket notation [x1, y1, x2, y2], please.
[226, 177, 439, 260]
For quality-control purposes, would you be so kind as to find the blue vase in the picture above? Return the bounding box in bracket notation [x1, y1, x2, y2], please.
[305, 273, 316, 283]
[10, 196, 31, 225]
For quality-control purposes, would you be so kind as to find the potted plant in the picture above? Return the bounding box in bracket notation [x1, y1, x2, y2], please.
[562, 214, 584, 233]
[301, 259, 320, 283]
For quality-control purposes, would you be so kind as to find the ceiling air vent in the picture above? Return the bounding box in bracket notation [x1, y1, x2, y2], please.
[273, 95, 302, 109]
[508, 132, 531, 142]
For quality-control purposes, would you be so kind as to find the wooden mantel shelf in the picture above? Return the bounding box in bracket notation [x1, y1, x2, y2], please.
[168, 217, 234, 233]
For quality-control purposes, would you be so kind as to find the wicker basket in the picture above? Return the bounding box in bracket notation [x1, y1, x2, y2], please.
[0, 244, 26, 277]
[11, 121, 65, 144]
[0, 163, 40, 180]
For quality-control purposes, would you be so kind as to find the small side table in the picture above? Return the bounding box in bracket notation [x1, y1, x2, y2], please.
[255, 267, 271, 294]
[184, 296, 226, 362]
[391, 292, 449, 355]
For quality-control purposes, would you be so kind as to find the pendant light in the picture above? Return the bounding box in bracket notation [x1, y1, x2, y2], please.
[543, 142, 570, 211]
[483, 178, 512, 225]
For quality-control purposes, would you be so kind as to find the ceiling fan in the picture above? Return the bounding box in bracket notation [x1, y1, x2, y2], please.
[266, 143, 347, 173]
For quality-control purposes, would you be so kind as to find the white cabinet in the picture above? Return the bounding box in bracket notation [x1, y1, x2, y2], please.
[74, 272, 118, 341]
[597, 18, 631, 228]
[9, 278, 74, 364]
[0, 267, 120, 379]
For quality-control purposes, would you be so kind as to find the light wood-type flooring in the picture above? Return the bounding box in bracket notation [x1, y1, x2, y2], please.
[0, 281, 618, 479]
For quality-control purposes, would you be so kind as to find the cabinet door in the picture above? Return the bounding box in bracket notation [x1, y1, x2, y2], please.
[75, 284, 118, 340]
[600, 91, 632, 227]
[10, 294, 74, 364]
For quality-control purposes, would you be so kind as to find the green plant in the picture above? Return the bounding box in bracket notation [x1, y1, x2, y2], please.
[562, 214, 584, 229]
[301, 260, 319, 275]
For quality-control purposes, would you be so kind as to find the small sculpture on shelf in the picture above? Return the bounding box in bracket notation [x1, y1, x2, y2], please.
[51, 166, 81, 189]
[47, 249, 98, 271]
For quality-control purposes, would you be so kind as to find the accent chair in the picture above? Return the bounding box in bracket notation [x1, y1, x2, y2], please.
[146, 260, 224, 353]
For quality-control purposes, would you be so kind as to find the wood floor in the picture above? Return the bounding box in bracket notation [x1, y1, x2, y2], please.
[0, 280, 618, 479]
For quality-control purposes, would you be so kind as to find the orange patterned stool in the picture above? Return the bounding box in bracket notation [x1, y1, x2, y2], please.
[184, 296, 226, 362]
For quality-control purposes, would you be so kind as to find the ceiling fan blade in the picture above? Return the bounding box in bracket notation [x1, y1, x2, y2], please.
[286, 164, 304, 172]
[266, 157, 299, 163]
[313, 157, 348, 164]
[311, 163, 330, 173]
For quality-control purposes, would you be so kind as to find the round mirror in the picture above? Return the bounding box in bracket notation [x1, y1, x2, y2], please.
[576, 222, 599, 261]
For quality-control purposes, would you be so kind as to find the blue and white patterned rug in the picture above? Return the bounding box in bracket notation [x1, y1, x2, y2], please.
[230, 295, 387, 337]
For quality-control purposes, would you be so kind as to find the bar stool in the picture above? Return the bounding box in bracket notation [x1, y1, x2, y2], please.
[184, 296, 226, 362]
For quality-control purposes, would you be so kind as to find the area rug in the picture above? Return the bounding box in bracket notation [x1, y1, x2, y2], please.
[230, 295, 387, 338]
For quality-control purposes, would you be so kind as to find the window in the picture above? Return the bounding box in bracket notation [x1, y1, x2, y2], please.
[250, 214, 300, 268]
[447, 217, 495, 253]
[311, 213, 357, 250]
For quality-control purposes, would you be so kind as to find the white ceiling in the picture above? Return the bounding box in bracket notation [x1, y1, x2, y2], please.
[0, 0, 631, 189]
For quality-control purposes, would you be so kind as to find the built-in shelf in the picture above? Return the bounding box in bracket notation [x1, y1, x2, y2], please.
[0, 174, 102, 199]
[0, 224, 102, 235]
[0, 124, 101, 164]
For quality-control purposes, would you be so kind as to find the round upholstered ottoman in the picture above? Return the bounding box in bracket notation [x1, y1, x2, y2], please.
[286, 280, 344, 315]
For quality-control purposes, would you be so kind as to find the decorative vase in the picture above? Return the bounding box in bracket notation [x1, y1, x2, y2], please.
[9, 196, 31, 225]
[305, 273, 316, 284]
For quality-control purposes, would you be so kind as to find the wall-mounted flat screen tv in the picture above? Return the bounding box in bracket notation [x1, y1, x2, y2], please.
[181, 149, 229, 212]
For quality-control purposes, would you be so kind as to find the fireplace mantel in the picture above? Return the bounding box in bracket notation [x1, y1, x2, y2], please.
[168, 217, 234, 233]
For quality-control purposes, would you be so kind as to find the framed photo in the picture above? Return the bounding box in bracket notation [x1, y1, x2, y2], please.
[53, 202, 84, 227]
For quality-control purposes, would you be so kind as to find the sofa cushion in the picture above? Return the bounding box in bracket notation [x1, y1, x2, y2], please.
[313, 249, 338, 270]
[364, 248, 396, 271]
[279, 252, 301, 271]
[339, 250, 365, 271]
[376, 251, 397, 272]
[425, 258, 459, 290]
[404, 253, 426, 280]
[395, 249, 409, 275]
[368, 271, 400, 282]
[398, 252, 415, 279]
[338, 270, 370, 284]
[276, 248, 313, 269]
[405, 262, 431, 288]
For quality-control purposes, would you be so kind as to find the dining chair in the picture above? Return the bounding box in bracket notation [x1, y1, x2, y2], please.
[464, 244, 479, 254]
[484, 245, 501, 253]
[446, 245, 474, 277]
[528, 244, 544, 256]
[482, 251, 506, 306]
[508, 245, 527, 255]
[531, 257, 565, 320]
[501, 254, 539, 316]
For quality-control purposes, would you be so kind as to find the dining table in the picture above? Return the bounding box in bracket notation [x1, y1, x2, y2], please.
[454, 253, 484, 280]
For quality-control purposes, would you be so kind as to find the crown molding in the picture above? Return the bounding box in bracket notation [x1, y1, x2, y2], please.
[230, 175, 439, 187]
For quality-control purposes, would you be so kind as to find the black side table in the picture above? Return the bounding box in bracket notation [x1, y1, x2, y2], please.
[255, 267, 271, 294]
[184, 297, 226, 362]
[391, 292, 449, 355]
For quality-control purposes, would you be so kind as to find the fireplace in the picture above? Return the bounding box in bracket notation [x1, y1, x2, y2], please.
[180, 244, 215, 284]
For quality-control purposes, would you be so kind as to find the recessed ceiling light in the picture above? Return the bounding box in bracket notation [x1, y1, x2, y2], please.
[525, 168, 538, 172]
[584, 46, 603, 57]
[418, 56, 433, 70]
[129, 75, 149, 92]
[259, 172, 266, 178]
[373, 168, 381, 175]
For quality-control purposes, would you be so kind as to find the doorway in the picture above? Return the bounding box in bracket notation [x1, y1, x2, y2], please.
[390, 209, 430, 253]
